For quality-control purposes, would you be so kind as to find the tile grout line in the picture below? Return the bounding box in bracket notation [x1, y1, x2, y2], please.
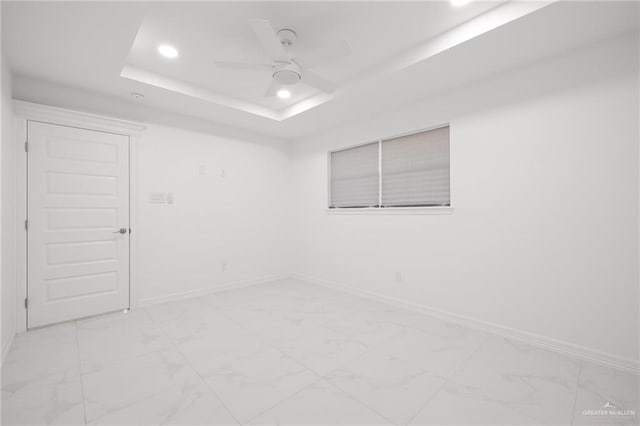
[78, 310, 211, 425]
[199, 286, 435, 424]
[215, 297, 370, 423]
[84, 380, 188, 425]
[77, 312, 173, 424]
[569, 359, 584, 426]
[280, 308, 418, 382]
[8, 281, 630, 425]
[143, 306, 243, 426]
[82, 315, 241, 426]
[198, 293, 356, 361]
[302, 323, 427, 425]
[156, 303, 339, 425]
[76, 310, 173, 374]
[80, 282, 610, 425]
[240, 373, 327, 425]
[73, 320, 89, 426]
[320, 376, 397, 425]
[405, 333, 490, 425]
[239, 363, 398, 426]
[150, 290, 388, 425]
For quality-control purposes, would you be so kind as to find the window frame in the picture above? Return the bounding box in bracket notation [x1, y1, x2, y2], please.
[327, 123, 453, 215]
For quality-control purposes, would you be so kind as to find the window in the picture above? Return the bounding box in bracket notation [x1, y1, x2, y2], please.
[329, 125, 450, 209]
[329, 142, 379, 208]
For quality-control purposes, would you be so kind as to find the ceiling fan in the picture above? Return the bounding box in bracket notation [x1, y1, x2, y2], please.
[214, 19, 351, 97]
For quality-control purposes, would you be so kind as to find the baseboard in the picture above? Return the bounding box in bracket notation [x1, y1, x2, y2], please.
[2, 332, 15, 365]
[138, 274, 288, 307]
[291, 272, 639, 375]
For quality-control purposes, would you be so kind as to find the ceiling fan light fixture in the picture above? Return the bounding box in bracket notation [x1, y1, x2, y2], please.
[276, 89, 291, 99]
[273, 69, 301, 85]
[272, 62, 302, 85]
[157, 44, 179, 59]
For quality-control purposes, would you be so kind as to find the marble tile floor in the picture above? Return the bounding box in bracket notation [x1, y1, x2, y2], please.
[2, 279, 638, 425]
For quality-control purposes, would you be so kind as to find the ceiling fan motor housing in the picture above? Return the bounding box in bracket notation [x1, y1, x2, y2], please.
[277, 29, 297, 46]
[273, 61, 301, 85]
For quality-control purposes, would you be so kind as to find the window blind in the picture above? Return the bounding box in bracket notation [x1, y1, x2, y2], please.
[329, 142, 379, 208]
[381, 126, 450, 207]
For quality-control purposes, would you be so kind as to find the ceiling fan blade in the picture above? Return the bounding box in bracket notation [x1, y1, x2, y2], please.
[295, 40, 351, 69]
[264, 79, 281, 97]
[249, 19, 289, 62]
[214, 61, 272, 71]
[302, 70, 337, 93]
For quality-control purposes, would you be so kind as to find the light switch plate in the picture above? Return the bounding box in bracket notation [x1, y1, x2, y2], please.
[149, 192, 165, 204]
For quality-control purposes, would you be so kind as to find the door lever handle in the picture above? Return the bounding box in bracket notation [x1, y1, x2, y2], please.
[112, 228, 127, 234]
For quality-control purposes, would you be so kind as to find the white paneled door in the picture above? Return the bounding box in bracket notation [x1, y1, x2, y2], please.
[27, 121, 130, 328]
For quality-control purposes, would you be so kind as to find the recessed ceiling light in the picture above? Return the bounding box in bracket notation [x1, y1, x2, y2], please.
[276, 89, 291, 99]
[450, 0, 472, 6]
[157, 44, 179, 59]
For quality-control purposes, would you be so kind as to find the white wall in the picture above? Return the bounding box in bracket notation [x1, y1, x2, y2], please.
[2, 26, 636, 373]
[4, 102, 292, 333]
[290, 34, 639, 367]
[1, 52, 16, 359]
[134, 124, 291, 304]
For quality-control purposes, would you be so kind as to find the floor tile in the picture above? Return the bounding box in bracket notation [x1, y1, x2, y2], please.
[204, 347, 320, 423]
[147, 298, 240, 343]
[359, 301, 423, 325]
[242, 311, 324, 343]
[88, 381, 237, 425]
[1, 367, 84, 426]
[276, 325, 371, 376]
[323, 307, 413, 347]
[327, 347, 447, 424]
[292, 295, 362, 325]
[410, 380, 548, 425]
[2, 323, 79, 390]
[82, 348, 204, 422]
[77, 310, 173, 373]
[2, 279, 635, 426]
[416, 336, 581, 425]
[176, 325, 271, 378]
[145, 297, 212, 324]
[378, 317, 486, 378]
[248, 380, 392, 425]
[572, 361, 638, 426]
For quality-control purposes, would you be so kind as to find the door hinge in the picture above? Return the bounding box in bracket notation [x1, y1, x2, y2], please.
[24, 298, 28, 309]
[24, 141, 28, 153]
[24, 219, 28, 231]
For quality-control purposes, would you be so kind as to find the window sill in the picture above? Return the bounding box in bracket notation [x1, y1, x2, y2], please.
[326, 206, 454, 215]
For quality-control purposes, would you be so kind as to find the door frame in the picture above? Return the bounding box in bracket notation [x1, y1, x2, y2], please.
[14, 101, 147, 333]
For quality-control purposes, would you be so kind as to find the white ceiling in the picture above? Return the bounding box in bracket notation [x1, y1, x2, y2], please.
[122, 1, 499, 116]
[3, 1, 638, 139]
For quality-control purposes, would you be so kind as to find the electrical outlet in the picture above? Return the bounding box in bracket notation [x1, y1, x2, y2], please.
[395, 272, 403, 283]
[221, 262, 227, 272]
[220, 168, 226, 178]
[199, 165, 208, 175]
